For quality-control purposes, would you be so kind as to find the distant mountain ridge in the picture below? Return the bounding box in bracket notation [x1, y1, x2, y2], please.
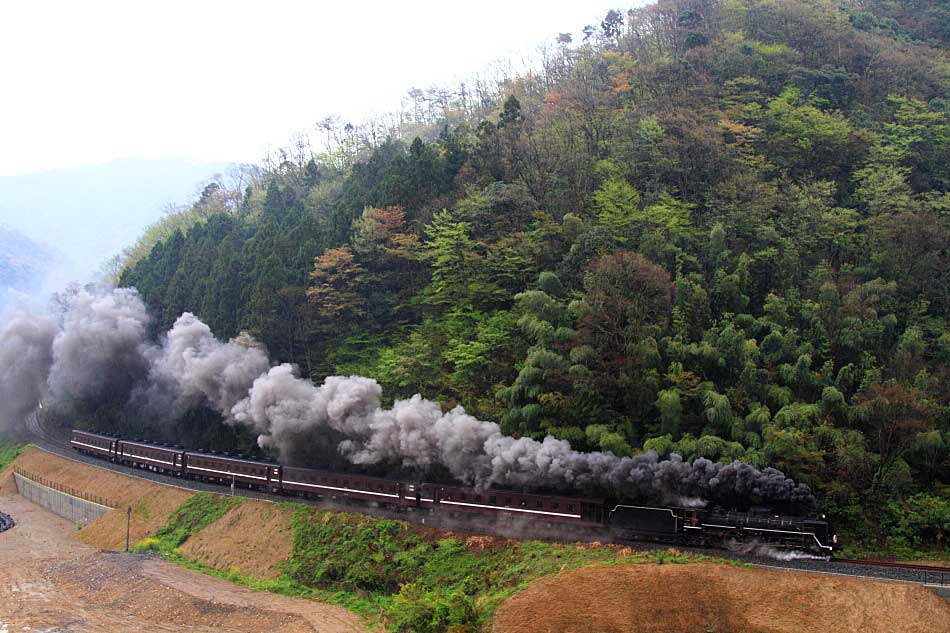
[0, 225, 65, 310]
[0, 158, 232, 285]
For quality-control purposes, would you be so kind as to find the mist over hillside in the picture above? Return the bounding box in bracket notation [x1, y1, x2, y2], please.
[0, 158, 231, 286]
[0, 226, 66, 310]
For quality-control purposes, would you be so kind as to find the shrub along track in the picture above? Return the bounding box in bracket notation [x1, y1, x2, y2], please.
[22, 416, 949, 587]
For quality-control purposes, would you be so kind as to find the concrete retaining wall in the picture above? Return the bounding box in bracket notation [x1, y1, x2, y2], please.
[14, 472, 112, 526]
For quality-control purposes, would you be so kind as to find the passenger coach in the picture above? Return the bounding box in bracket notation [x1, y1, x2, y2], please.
[70, 429, 117, 459]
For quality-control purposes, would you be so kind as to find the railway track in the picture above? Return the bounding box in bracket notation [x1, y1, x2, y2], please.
[833, 558, 950, 587]
[18, 414, 950, 588]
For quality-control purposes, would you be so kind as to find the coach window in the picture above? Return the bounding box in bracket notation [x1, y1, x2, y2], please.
[536, 500, 543, 509]
[489, 496, 497, 504]
[567, 504, 575, 513]
[504, 497, 512, 506]
[551, 502, 559, 510]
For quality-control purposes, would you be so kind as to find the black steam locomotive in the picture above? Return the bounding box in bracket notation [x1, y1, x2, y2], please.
[71, 429, 839, 555]
[609, 505, 838, 554]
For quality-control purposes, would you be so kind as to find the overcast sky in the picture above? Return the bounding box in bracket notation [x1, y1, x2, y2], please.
[2, 0, 629, 176]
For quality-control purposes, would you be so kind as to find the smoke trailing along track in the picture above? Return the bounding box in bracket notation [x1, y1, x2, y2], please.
[1, 287, 814, 512]
[17, 421, 949, 588]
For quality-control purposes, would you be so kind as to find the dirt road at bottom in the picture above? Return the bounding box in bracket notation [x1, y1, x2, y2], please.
[0, 493, 365, 632]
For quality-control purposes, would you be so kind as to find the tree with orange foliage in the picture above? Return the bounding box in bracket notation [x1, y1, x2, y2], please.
[307, 245, 366, 323]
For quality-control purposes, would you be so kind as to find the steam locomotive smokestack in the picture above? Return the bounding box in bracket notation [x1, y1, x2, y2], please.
[0, 286, 815, 509]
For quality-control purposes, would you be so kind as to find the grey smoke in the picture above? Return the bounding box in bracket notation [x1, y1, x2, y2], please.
[727, 539, 830, 561]
[138, 312, 270, 417]
[0, 286, 815, 508]
[228, 363, 815, 508]
[0, 311, 57, 431]
[46, 287, 151, 407]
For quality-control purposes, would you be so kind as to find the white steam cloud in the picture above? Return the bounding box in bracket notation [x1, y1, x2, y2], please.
[0, 286, 815, 508]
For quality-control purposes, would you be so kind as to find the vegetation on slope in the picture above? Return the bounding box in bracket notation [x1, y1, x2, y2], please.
[141, 495, 712, 632]
[0, 442, 24, 471]
[109, 0, 949, 556]
[135, 492, 241, 551]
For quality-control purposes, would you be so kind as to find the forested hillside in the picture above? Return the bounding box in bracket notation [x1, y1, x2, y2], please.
[119, 0, 950, 554]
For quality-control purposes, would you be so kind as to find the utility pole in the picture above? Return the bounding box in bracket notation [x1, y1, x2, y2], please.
[126, 505, 131, 552]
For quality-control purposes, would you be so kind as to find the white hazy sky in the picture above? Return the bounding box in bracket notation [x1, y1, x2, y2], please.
[1, 0, 629, 176]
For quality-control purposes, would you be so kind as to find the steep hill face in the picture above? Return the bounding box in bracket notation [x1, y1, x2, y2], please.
[112, 0, 949, 554]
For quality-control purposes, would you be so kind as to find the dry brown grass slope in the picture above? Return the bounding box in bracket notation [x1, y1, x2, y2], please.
[492, 562, 950, 633]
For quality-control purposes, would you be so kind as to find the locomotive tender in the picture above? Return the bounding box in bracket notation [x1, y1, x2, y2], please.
[71, 429, 838, 554]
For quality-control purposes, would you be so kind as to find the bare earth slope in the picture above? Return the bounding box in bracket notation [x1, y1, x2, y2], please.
[0, 448, 364, 631]
[178, 499, 296, 579]
[0, 494, 363, 632]
[493, 562, 950, 633]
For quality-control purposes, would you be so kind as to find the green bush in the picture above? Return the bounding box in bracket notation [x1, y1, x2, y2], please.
[882, 493, 950, 550]
[132, 537, 162, 553]
[283, 508, 431, 592]
[0, 442, 24, 470]
[391, 582, 479, 633]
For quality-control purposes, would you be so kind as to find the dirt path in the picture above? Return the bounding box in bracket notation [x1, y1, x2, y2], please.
[0, 493, 365, 632]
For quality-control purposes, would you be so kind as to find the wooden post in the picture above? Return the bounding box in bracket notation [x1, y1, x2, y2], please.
[126, 504, 132, 552]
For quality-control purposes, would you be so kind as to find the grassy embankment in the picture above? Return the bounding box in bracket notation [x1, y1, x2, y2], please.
[0, 442, 25, 471]
[136, 493, 720, 632]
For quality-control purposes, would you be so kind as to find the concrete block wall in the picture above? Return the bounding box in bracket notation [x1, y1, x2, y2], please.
[14, 472, 112, 526]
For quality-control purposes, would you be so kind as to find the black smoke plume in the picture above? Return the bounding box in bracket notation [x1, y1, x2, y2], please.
[0, 286, 815, 509]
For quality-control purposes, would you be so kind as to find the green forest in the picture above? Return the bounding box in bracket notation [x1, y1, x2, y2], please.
[118, 0, 949, 556]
